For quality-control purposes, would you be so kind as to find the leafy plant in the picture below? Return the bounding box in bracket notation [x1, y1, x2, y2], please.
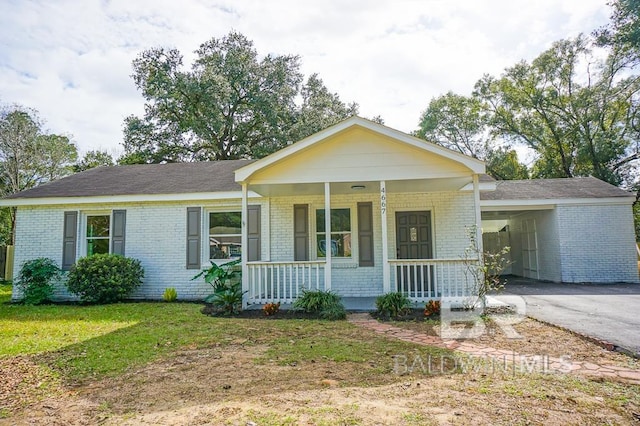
[375, 292, 412, 318]
[424, 300, 441, 317]
[16, 258, 61, 305]
[263, 302, 281, 316]
[66, 254, 144, 304]
[204, 282, 244, 315]
[192, 259, 241, 292]
[163, 287, 178, 302]
[462, 225, 512, 311]
[293, 289, 346, 320]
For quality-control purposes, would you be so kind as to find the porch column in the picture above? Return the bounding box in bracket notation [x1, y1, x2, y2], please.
[324, 182, 332, 290]
[380, 180, 390, 293]
[472, 174, 483, 255]
[241, 182, 249, 308]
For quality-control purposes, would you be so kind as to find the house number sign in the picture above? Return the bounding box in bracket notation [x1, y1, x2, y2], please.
[380, 186, 386, 214]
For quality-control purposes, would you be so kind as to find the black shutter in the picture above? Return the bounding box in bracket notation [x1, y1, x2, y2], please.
[358, 202, 374, 267]
[293, 204, 309, 261]
[247, 205, 261, 261]
[62, 211, 78, 271]
[186, 207, 201, 269]
[111, 210, 126, 256]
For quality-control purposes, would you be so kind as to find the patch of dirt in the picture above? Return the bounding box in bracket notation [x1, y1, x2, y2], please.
[3, 319, 640, 425]
[201, 305, 324, 319]
[392, 315, 640, 370]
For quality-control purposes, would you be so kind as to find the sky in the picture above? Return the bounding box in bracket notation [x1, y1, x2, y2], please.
[0, 0, 612, 158]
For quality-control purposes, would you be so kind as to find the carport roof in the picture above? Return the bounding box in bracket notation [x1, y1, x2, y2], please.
[480, 177, 633, 200]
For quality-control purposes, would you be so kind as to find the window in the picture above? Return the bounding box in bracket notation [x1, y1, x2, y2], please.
[86, 215, 110, 256]
[209, 212, 241, 259]
[316, 208, 351, 258]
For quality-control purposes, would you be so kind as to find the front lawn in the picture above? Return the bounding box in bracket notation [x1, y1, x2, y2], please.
[1, 283, 639, 425]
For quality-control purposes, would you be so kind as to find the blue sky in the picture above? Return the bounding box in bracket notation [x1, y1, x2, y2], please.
[0, 0, 611, 157]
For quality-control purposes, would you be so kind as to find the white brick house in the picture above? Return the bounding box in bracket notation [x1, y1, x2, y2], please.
[2, 117, 638, 303]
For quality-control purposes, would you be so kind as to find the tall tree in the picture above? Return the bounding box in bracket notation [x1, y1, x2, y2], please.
[75, 150, 114, 172]
[122, 32, 359, 164]
[595, 0, 640, 59]
[0, 106, 77, 244]
[416, 92, 528, 179]
[474, 36, 640, 186]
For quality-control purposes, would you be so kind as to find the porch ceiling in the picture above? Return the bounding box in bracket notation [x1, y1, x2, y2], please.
[249, 176, 474, 197]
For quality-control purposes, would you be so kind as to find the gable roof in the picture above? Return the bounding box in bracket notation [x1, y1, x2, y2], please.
[480, 177, 633, 201]
[4, 160, 254, 200]
[235, 116, 486, 183]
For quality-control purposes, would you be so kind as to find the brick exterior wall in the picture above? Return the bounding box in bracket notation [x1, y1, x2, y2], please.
[11, 190, 478, 301]
[556, 204, 638, 283]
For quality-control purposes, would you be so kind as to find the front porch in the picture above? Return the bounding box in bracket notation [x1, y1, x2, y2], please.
[233, 118, 487, 307]
[245, 258, 478, 305]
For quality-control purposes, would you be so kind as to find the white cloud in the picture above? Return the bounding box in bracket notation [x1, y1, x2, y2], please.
[0, 0, 611, 156]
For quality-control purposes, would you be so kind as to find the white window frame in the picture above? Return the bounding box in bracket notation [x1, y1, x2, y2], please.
[207, 209, 242, 264]
[313, 205, 355, 261]
[81, 211, 112, 256]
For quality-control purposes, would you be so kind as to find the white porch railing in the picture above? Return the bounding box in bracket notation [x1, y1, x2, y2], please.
[246, 261, 326, 304]
[389, 259, 477, 302]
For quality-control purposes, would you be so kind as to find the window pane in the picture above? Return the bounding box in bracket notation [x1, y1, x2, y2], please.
[87, 216, 110, 238]
[209, 212, 241, 235]
[87, 238, 109, 256]
[317, 233, 352, 257]
[316, 208, 350, 232]
[210, 235, 241, 259]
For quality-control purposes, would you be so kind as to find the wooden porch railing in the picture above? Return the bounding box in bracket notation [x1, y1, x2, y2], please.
[246, 261, 326, 304]
[388, 259, 477, 301]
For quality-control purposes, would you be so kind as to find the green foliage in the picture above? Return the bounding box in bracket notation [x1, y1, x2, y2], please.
[121, 31, 357, 163]
[415, 92, 529, 180]
[204, 281, 245, 315]
[375, 292, 411, 318]
[74, 150, 114, 172]
[595, 0, 640, 59]
[162, 287, 178, 302]
[66, 254, 144, 304]
[16, 258, 61, 305]
[293, 289, 346, 320]
[474, 35, 640, 187]
[192, 258, 241, 293]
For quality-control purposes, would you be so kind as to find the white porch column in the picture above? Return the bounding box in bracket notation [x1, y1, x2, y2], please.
[324, 182, 332, 290]
[380, 180, 390, 293]
[241, 182, 249, 308]
[472, 174, 484, 255]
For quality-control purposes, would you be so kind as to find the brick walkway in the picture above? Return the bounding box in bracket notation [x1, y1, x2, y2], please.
[348, 313, 640, 385]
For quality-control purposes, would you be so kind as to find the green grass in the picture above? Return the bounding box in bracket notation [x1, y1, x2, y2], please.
[0, 283, 450, 382]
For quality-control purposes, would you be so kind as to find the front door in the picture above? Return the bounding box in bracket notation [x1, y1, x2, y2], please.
[396, 211, 432, 259]
[395, 211, 434, 297]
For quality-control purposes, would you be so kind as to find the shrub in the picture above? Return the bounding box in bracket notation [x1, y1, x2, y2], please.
[204, 281, 244, 315]
[163, 287, 178, 302]
[375, 292, 411, 318]
[263, 302, 281, 316]
[192, 259, 241, 293]
[293, 289, 346, 320]
[66, 254, 144, 304]
[16, 258, 61, 305]
[424, 299, 441, 317]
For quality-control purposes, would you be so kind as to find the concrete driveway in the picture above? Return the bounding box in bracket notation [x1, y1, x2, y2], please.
[495, 277, 640, 357]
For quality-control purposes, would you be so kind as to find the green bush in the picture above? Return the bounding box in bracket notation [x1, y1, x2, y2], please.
[66, 254, 144, 304]
[204, 281, 244, 315]
[163, 287, 178, 302]
[375, 292, 412, 318]
[16, 258, 61, 305]
[293, 289, 346, 320]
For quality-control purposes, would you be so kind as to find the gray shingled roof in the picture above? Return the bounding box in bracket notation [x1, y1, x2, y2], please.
[480, 177, 633, 200]
[5, 160, 255, 199]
